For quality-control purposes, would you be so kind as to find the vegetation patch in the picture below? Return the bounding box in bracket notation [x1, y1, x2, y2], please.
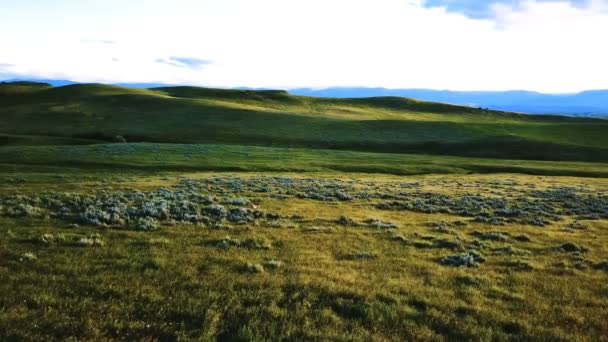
[18, 251, 37, 262]
[213, 236, 272, 250]
[346, 251, 378, 260]
[242, 263, 265, 274]
[0, 168, 606, 340]
[440, 250, 485, 267]
[561, 242, 585, 253]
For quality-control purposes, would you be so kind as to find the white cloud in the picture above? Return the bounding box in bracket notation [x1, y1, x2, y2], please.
[0, 0, 606, 92]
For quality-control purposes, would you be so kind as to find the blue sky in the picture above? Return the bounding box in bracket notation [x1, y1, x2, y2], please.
[424, 0, 589, 18]
[425, 0, 518, 18]
[1, 0, 607, 92]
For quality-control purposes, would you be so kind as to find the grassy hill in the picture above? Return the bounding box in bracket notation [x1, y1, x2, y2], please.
[1, 83, 606, 162]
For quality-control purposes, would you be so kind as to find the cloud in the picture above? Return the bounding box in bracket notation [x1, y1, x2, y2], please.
[0, 64, 17, 80]
[80, 38, 115, 45]
[423, 0, 516, 18]
[423, 0, 589, 18]
[155, 56, 212, 69]
[0, 0, 606, 92]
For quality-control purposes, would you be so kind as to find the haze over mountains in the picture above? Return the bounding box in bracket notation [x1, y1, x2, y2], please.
[2, 78, 607, 117]
[289, 88, 608, 118]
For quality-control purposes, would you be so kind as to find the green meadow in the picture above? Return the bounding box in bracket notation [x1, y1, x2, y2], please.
[1, 82, 607, 161]
[0, 82, 607, 340]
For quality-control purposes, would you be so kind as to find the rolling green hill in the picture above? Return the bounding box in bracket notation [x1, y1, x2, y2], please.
[0, 82, 606, 162]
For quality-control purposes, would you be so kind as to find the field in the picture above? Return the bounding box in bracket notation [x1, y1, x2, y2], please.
[0, 82, 607, 341]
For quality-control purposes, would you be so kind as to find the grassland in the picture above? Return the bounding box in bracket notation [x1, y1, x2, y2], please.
[1, 143, 608, 178]
[0, 82, 607, 340]
[1, 82, 607, 161]
[1, 172, 607, 340]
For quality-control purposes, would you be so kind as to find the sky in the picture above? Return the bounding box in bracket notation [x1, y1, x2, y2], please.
[0, 0, 607, 93]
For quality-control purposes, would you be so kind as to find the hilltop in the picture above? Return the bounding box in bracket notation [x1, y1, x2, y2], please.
[4, 78, 608, 116]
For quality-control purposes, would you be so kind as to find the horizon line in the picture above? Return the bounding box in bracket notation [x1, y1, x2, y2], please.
[2, 78, 608, 96]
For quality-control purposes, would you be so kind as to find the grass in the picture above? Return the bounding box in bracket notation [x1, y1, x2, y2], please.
[1, 143, 607, 178]
[0, 82, 607, 340]
[0, 83, 606, 161]
[0, 172, 607, 340]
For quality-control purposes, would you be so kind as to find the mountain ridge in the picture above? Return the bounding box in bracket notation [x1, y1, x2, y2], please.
[289, 87, 608, 117]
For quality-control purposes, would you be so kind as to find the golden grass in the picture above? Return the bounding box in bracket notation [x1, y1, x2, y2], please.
[0, 172, 607, 340]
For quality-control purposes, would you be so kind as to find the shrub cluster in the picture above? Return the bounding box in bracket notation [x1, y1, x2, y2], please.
[0, 187, 269, 231]
[376, 187, 604, 227]
[440, 250, 485, 267]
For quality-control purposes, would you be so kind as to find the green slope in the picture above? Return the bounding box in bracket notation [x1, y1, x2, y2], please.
[0, 83, 606, 161]
[1, 143, 607, 177]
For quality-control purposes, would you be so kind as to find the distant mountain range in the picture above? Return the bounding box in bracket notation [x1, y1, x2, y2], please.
[0, 78, 168, 89]
[2, 78, 607, 117]
[0, 78, 79, 87]
[289, 88, 608, 118]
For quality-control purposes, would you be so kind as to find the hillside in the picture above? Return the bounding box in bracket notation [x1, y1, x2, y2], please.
[0, 83, 607, 162]
[5, 79, 608, 116]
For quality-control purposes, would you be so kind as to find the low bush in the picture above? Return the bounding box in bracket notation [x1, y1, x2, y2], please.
[561, 242, 583, 253]
[214, 236, 271, 250]
[242, 263, 264, 274]
[8, 204, 41, 218]
[19, 252, 37, 262]
[440, 250, 485, 267]
[593, 260, 608, 272]
[348, 251, 377, 260]
[337, 215, 356, 226]
[75, 234, 104, 247]
[224, 198, 250, 206]
[135, 217, 158, 231]
[365, 218, 397, 229]
[472, 231, 509, 242]
[390, 232, 407, 242]
[263, 260, 283, 270]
